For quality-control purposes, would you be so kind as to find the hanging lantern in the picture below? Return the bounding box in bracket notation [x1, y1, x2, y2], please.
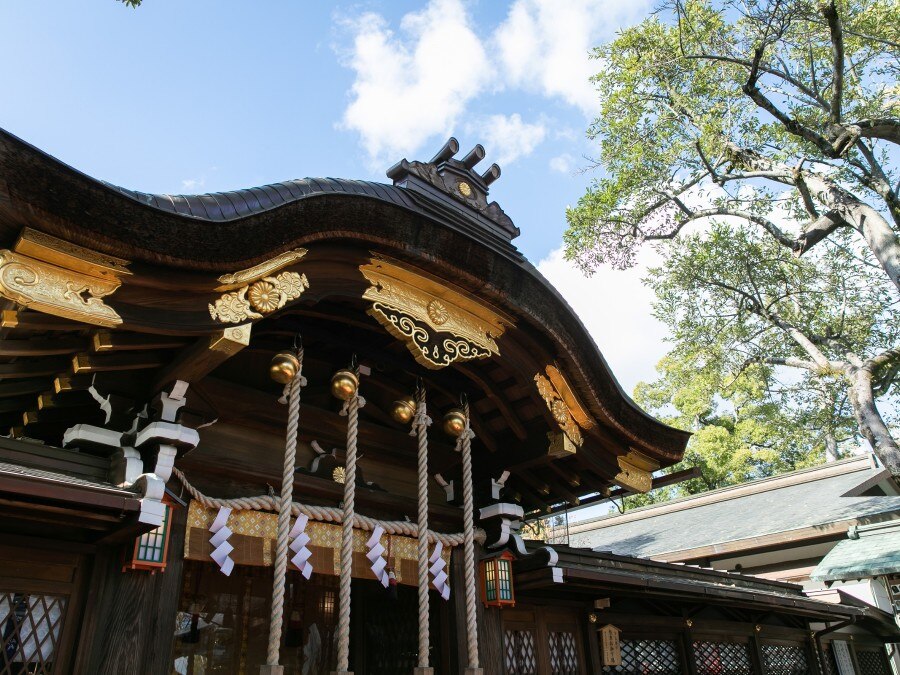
[390, 396, 416, 425]
[480, 551, 515, 608]
[442, 408, 467, 437]
[124, 501, 173, 573]
[330, 369, 359, 401]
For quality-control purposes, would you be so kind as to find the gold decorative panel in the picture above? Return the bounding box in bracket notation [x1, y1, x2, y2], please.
[0, 229, 131, 327]
[360, 257, 507, 369]
[215, 248, 307, 290]
[535, 366, 592, 447]
[209, 271, 309, 324]
[614, 450, 659, 493]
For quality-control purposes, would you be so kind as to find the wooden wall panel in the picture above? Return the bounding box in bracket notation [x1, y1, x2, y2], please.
[75, 504, 187, 675]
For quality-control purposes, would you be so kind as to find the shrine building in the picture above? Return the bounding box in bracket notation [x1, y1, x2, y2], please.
[0, 129, 896, 674]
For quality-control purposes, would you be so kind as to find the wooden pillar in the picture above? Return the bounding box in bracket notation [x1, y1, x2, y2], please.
[749, 629, 766, 675]
[74, 504, 187, 675]
[681, 620, 698, 675]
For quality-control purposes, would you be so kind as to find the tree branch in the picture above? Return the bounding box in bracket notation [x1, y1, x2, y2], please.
[821, 0, 844, 125]
[742, 45, 840, 157]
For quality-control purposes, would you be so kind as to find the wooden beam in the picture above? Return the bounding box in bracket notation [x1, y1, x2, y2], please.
[152, 324, 251, 391]
[0, 358, 69, 380]
[196, 376, 458, 468]
[0, 338, 85, 357]
[91, 331, 187, 353]
[0, 379, 50, 398]
[1, 310, 85, 332]
[72, 351, 169, 374]
[456, 364, 528, 441]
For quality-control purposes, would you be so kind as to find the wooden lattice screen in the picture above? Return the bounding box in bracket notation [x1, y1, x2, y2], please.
[0, 593, 67, 675]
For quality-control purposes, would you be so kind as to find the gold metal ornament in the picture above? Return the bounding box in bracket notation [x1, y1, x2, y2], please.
[330, 369, 359, 401]
[269, 351, 300, 384]
[442, 408, 467, 437]
[390, 396, 416, 425]
[360, 258, 509, 370]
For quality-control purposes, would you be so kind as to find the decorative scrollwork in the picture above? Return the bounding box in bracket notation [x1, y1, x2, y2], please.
[209, 271, 309, 324]
[0, 250, 122, 327]
[371, 303, 493, 369]
[361, 257, 507, 369]
[535, 372, 584, 447]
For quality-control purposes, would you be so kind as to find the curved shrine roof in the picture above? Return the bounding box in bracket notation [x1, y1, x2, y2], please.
[0, 128, 689, 470]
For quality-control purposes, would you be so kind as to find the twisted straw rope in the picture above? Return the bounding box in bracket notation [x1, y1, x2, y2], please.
[413, 388, 432, 669]
[266, 352, 303, 667]
[172, 467, 483, 547]
[460, 402, 480, 669]
[335, 388, 361, 672]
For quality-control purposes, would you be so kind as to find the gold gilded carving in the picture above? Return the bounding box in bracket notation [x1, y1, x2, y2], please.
[215, 248, 308, 290]
[0, 250, 122, 327]
[360, 258, 508, 369]
[15, 228, 131, 282]
[535, 372, 584, 447]
[545, 365, 596, 431]
[209, 271, 309, 324]
[547, 431, 577, 458]
[613, 450, 659, 493]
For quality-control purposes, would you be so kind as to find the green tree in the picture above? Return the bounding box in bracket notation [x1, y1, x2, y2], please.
[566, 0, 900, 476]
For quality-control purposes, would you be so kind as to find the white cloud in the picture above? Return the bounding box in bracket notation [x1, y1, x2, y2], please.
[181, 178, 205, 191]
[338, 0, 492, 166]
[536, 247, 668, 397]
[494, 0, 650, 116]
[470, 113, 546, 165]
[549, 153, 575, 173]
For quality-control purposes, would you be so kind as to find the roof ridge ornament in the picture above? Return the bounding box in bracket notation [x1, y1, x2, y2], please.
[386, 137, 519, 241]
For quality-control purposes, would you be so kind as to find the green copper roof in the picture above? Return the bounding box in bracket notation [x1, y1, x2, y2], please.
[811, 520, 900, 581]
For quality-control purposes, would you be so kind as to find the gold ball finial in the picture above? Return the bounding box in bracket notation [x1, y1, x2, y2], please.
[269, 351, 300, 384]
[390, 396, 416, 425]
[330, 369, 359, 401]
[442, 408, 467, 437]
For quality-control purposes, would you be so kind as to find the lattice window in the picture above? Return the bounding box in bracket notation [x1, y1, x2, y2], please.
[549, 631, 578, 675]
[505, 629, 537, 675]
[820, 645, 839, 675]
[693, 641, 752, 674]
[0, 592, 67, 675]
[602, 638, 683, 674]
[761, 644, 810, 675]
[856, 649, 889, 675]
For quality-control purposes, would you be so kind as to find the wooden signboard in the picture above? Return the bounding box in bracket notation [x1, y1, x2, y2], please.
[599, 624, 622, 667]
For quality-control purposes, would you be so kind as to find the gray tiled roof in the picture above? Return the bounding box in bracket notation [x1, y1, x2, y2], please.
[811, 521, 900, 581]
[570, 466, 900, 557]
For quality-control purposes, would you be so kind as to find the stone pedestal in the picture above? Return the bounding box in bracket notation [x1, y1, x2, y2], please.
[329, 671, 353, 675]
[413, 669, 434, 675]
[259, 666, 283, 675]
[464, 669, 484, 675]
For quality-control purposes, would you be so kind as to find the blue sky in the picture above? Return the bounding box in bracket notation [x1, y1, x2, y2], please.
[0, 0, 668, 396]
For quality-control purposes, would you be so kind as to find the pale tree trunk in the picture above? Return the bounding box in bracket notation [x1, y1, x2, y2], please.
[848, 367, 900, 475]
[804, 173, 900, 294]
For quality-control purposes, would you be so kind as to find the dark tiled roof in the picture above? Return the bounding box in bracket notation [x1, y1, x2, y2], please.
[569, 460, 900, 557]
[109, 177, 417, 222]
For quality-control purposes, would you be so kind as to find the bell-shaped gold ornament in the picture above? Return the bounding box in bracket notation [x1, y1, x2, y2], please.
[269, 351, 300, 384]
[390, 396, 416, 425]
[330, 369, 359, 401]
[442, 408, 467, 437]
